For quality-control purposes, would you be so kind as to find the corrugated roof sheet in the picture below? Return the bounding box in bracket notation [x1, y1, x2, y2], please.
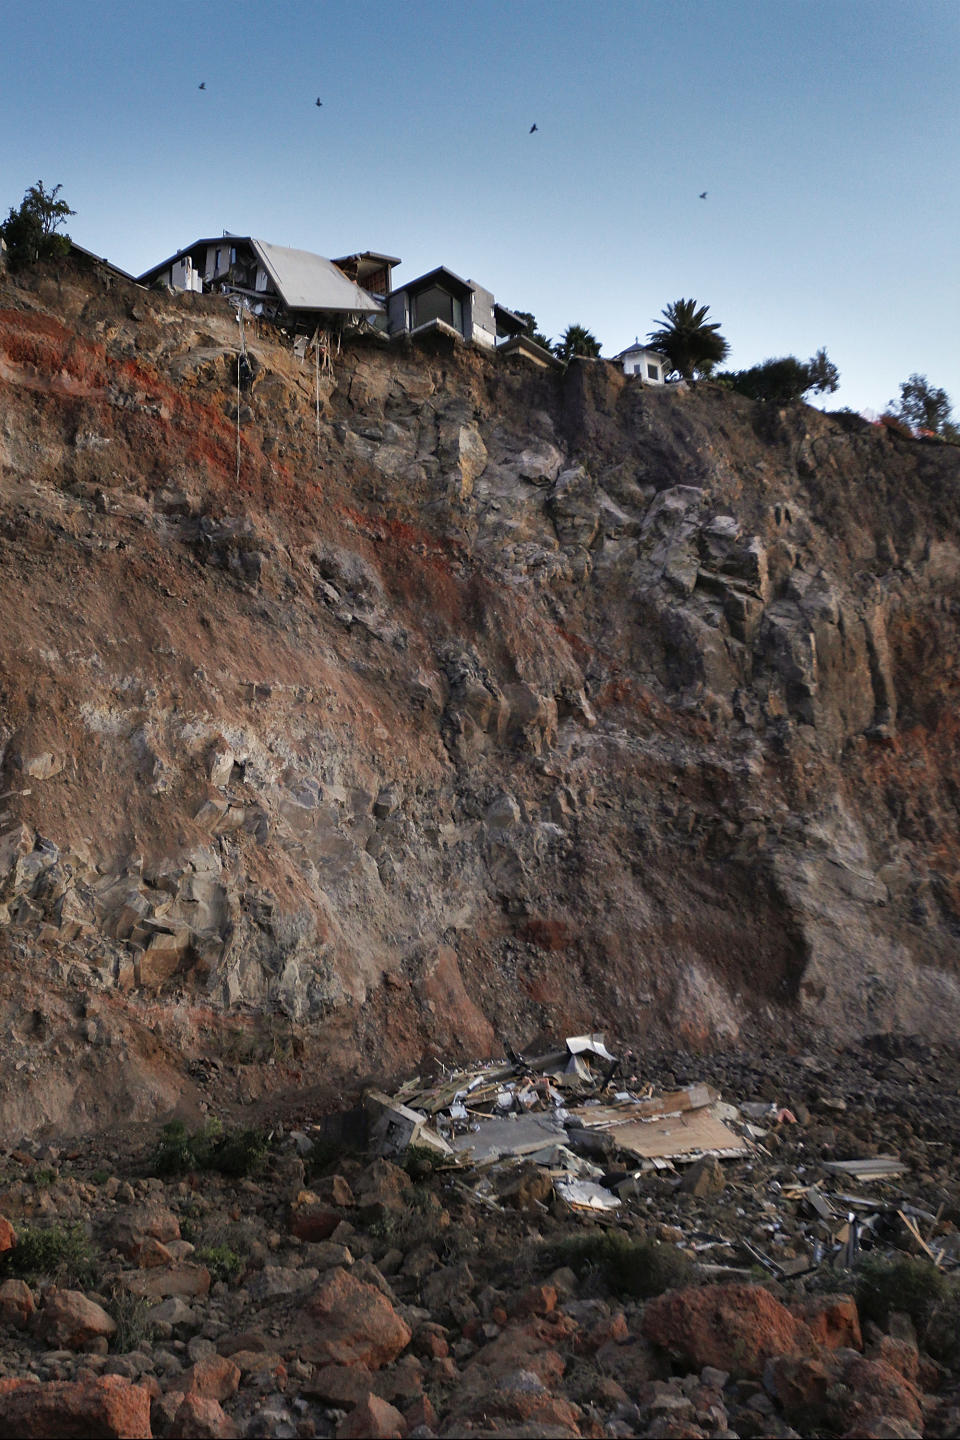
[251, 240, 383, 314]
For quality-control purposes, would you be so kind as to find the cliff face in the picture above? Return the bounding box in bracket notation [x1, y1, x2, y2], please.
[1, 260, 959, 1135]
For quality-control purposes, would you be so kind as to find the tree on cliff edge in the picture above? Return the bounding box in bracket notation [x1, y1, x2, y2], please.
[648, 298, 729, 380]
[553, 324, 602, 364]
[889, 374, 958, 438]
[1, 182, 75, 271]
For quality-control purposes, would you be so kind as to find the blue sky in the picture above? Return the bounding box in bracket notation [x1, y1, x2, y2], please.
[3, 0, 957, 417]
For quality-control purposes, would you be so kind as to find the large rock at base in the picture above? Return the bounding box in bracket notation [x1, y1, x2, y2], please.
[792, 1292, 862, 1351]
[641, 1283, 816, 1379]
[169, 1392, 239, 1438]
[766, 1351, 923, 1435]
[37, 1289, 117, 1350]
[0, 1374, 151, 1438]
[335, 1393, 405, 1439]
[0, 1217, 16, 1254]
[299, 1267, 411, 1370]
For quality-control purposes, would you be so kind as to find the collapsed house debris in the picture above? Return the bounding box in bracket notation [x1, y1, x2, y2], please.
[355, 1033, 960, 1281]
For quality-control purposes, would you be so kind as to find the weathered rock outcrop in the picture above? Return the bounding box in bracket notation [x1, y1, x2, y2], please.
[1, 258, 959, 1131]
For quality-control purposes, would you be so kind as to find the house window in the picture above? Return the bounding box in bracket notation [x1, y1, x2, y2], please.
[413, 285, 463, 334]
[647, 363, 660, 381]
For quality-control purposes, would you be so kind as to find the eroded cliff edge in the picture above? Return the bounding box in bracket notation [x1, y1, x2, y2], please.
[1, 261, 958, 1134]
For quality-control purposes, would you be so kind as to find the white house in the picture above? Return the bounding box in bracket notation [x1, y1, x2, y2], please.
[615, 341, 670, 384]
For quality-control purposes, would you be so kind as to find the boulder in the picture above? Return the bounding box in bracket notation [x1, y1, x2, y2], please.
[335, 1392, 405, 1439]
[642, 1283, 816, 1379]
[0, 1217, 16, 1254]
[0, 1374, 151, 1438]
[300, 1267, 411, 1370]
[0, 1278, 34, 1328]
[792, 1292, 862, 1351]
[169, 1392, 239, 1438]
[37, 1289, 117, 1351]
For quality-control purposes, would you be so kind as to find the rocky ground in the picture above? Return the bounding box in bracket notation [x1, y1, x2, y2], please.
[0, 1034, 958, 1438]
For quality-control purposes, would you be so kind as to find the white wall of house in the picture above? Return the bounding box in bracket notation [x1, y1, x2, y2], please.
[170, 256, 203, 293]
[620, 347, 668, 384]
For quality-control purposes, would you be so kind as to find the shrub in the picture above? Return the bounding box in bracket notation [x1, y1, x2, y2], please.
[545, 1229, 695, 1299]
[107, 1286, 159, 1352]
[151, 1119, 268, 1178]
[196, 1244, 245, 1284]
[3, 1222, 95, 1285]
[854, 1253, 947, 1332]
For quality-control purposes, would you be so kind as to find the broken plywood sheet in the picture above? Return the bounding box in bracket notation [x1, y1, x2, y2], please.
[568, 1084, 720, 1130]
[602, 1104, 748, 1163]
[821, 1157, 904, 1181]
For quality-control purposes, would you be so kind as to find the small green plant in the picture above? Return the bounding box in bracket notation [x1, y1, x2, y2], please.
[90, 1168, 111, 1186]
[3, 1222, 95, 1286]
[196, 1244, 245, 1284]
[854, 1253, 947, 1332]
[31, 1167, 57, 1190]
[402, 1144, 452, 1181]
[545, 1230, 695, 1300]
[151, 1118, 268, 1178]
[107, 1286, 159, 1353]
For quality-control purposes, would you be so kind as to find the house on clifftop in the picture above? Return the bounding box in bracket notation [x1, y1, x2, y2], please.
[137, 236, 384, 330]
[614, 340, 670, 384]
[386, 266, 524, 348]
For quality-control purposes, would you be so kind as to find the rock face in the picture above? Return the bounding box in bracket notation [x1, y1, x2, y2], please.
[1, 260, 960, 1130]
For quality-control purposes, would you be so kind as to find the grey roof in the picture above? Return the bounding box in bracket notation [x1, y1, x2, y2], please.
[137, 236, 382, 315]
[250, 240, 382, 314]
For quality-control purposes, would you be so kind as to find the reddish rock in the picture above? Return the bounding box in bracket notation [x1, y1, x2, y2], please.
[793, 1292, 863, 1351]
[510, 1283, 558, 1318]
[300, 1267, 411, 1370]
[290, 1204, 341, 1243]
[767, 1352, 924, 1435]
[576, 1310, 629, 1354]
[0, 1278, 34, 1328]
[169, 1392, 239, 1438]
[306, 1364, 375, 1406]
[840, 1355, 924, 1433]
[183, 1356, 241, 1402]
[445, 1368, 584, 1438]
[869, 1335, 920, 1385]
[641, 1284, 816, 1379]
[412, 1321, 450, 1359]
[593, 1335, 664, 1389]
[0, 1374, 151, 1438]
[115, 1204, 180, 1255]
[130, 1236, 174, 1270]
[467, 1318, 570, 1388]
[37, 1289, 117, 1351]
[335, 1392, 405, 1439]
[126, 1263, 210, 1299]
[0, 1217, 16, 1254]
[403, 1393, 437, 1432]
[352, 1158, 412, 1210]
[311, 1174, 356, 1207]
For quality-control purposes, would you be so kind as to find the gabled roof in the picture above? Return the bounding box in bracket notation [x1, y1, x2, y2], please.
[614, 342, 668, 360]
[251, 240, 382, 314]
[390, 265, 475, 300]
[137, 236, 382, 314]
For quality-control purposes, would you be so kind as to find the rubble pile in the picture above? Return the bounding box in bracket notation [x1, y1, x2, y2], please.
[0, 1032, 957, 1436]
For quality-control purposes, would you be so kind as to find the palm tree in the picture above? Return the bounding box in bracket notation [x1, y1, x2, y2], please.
[553, 323, 602, 364]
[647, 299, 729, 381]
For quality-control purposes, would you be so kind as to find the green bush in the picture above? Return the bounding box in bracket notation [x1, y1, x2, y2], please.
[546, 1229, 695, 1299]
[3, 1222, 95, 1285]
[854, 1253, 947, 1332]
[152, 1119, 268, 1178]
[196, 1244, 245, 1284]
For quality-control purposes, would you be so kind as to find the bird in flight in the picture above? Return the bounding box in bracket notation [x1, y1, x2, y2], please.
[199, 82, 206, 90]
[699, 191, 707, 199]
[529, 123, 538, 133]
[315, 98, 322, 107]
